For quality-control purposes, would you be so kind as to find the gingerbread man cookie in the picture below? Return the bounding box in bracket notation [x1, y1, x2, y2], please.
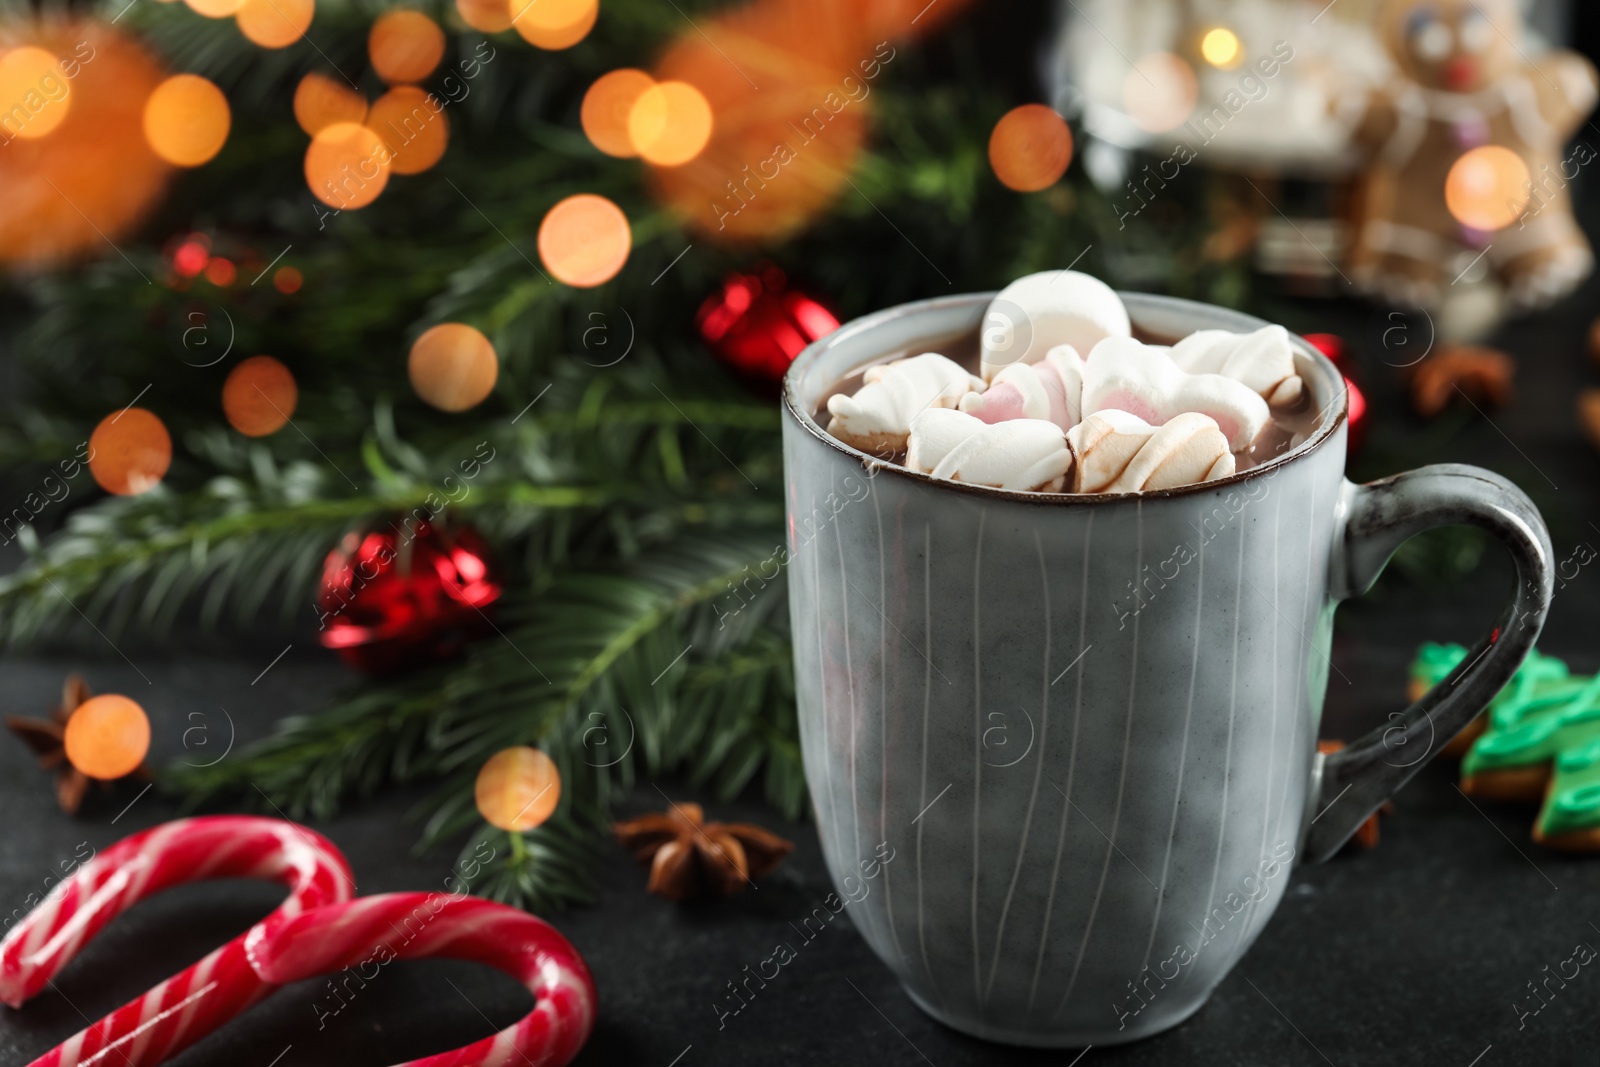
[1340, 0, 1598, 312]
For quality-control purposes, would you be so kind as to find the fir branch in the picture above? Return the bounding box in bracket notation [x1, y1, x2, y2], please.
[164, 529, 799, 908]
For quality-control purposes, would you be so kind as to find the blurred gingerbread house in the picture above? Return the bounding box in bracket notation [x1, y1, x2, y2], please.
[1046, 0, 1578, 295]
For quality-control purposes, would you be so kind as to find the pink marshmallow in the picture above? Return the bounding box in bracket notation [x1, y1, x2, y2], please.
[959, 345, 1085, 432]
[1082, 337, 1268, 452]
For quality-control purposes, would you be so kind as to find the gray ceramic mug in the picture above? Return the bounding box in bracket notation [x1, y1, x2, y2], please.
[780, 292, 1553, 1047]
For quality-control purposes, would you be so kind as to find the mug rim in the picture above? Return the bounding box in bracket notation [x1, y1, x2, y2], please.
[781, 290, 1349, 505]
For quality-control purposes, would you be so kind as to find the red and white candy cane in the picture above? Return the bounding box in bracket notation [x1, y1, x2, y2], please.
[246, 892, 597, 1067]
[2, 816, 354, 1067]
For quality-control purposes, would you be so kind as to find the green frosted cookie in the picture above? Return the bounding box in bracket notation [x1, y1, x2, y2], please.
[1411, 643, 1600, 846]
[1408, 643, 1581, 755]
[1540, 737, 1600, 848]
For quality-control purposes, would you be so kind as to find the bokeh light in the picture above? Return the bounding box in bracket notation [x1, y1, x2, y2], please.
[204, 256, 236, 286]
[143, 74, 230, 167]
[0, 48, 72, 140]
[512, 0, 598, 49]
[408, 323, 499, 412]
[861, 0, 975, 39]
[1122, 52, 1198, 133]
[629, 81, 713, 166]
[223, 355, 298, 436]
[1445, 145, 1531, 231]
[645, 0, 869, 241]
[63, 694, 150, 780]
[475, 746, 562, 832]
[293, 71, 366, 136]
[538, 193, 631, 288]
[236, 0, 314, 49]
[0, 23, 169, 268]
[173, 235, 209, 277]
[274, 265, 304, 293]
[184, 0, 245, 17]
[988, 103, 1072, 192]
[368, 86, 448, 175]
[1200, 27, 1243, 69]
[456, 0, 513, 33]
[89, 407, 172, 496]
[305, 121, 391, 209]
[582, 68, 655, 158]
[369, 10, 445, 85]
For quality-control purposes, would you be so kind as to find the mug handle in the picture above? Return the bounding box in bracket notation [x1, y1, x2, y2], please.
[1302, 463, 1554, 862]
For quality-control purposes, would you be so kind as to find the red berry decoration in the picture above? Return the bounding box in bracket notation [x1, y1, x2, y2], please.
[695, 264, 840, 384]
[1303, 332, 1366, 456]
[317, 522, 502, 674]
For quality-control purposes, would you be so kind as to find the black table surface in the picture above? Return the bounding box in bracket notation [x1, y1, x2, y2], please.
[6, 294, 1600, 1066]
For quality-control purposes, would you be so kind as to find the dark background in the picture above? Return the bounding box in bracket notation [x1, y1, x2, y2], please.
[4, 1, 1600, 1064]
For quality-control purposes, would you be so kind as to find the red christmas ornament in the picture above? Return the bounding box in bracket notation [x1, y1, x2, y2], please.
[695, 264, 840, 383]
[1304, 332, 1366, 455]
[317, 521, 501, 674]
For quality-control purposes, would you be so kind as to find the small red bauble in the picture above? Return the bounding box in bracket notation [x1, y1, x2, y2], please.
[317, 521, 502, 674]
[695, 264, 840, 383]
[1303, 332, 1367, 455]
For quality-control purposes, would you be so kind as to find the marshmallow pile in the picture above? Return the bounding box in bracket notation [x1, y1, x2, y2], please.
[824, 271, 1304, 494]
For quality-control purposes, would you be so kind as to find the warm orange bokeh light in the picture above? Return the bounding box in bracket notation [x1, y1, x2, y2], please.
[538, 194, 631, 288]
[581, 68, 655, 158]
[274, 265, 304, 293]
[184, 0, 245, 17]
[143, 74, 230, 167]
[369, 10, 445, 85]
[305, 122, 391, 209]
[63, 695, 151, 780]
[645, 1, 870, 241]
[204, 255, 236, 285]
[0, 23, 170, 268]
[0, 47, 72, 141]
[456, 0, 512, 33]
[408, 323, 499, 412]
[1123, 52, 1198, 134]
[988, 103, 1073, 192]
[475, 746, 562, 832]
[512, 0, 597, 50]
[236, 0, 314, 49]
[629, 81, 713, 167]
[223, 355, 298, 436]
[1445, 146, 1532, 232]
[293, 71, 366, 136]
[860, 0, 975, 39]
[368, 86, 448, 175]
[89, 407, 172, 496]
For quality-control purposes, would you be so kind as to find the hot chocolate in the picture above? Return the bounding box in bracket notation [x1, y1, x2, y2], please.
[815, 326, 1321, 474]
[815, 271, 1325, 494]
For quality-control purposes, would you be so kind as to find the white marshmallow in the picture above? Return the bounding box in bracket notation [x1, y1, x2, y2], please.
[980, 270, 1131, 381]
[1169, 325, 1304, 407]
[907, 408, 1073, 493]
[959, 344, 1085, 431]
[1081, 336, 1269, 452]
[826, 352, 984, 454]
[1066, 409, 1235, 494]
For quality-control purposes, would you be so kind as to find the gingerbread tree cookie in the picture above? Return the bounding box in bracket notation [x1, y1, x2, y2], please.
[1415, 643, 1600, 850]
[1408, 642, 1580, 755]
[1340, 0, 1598, 312]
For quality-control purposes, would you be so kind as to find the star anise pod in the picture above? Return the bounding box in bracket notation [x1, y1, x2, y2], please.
[5, 674, 149, 815]
[614, 802, 794, 901]
[1409, 344, 1515, 419]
